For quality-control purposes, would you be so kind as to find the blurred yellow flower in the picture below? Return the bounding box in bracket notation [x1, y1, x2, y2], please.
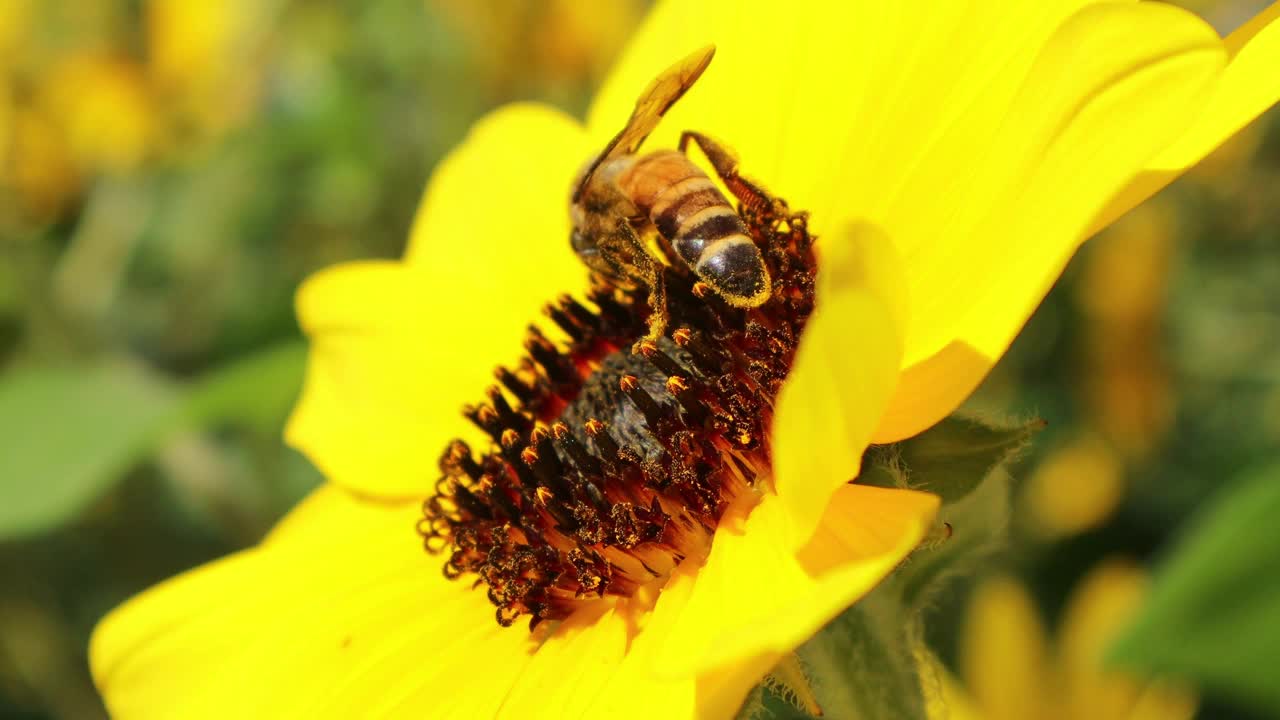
[0, 0, 31, 65]
[432, 0, 647, 94]
[928, 561, 1197, 720]
[146, 0, 265, 142]
[90, 1, 1280, 717]
[1078, 201, 1177, 458]
[42, 52, 154, 175]
[2, 106, 82, 221]
[1024, 434, 1126, 538]
[0, 3, 85, 219]
[0, 0, 271, 223]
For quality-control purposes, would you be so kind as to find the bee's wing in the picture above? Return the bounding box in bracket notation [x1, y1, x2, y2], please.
[573, 45, 715, 202]
[616, 44, 715, 155]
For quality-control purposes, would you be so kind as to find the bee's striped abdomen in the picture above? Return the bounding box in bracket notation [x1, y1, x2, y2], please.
[620, 150, 772, 307]
[669, 205, 750, 267]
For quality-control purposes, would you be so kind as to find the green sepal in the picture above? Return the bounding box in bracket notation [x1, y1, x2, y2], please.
[871, 414, 1038, 610]
[866, 414, 1043, 504]
[739, 584, 926, 720]
[892, 465, 1013, 613]
[739, 414, 1038, 718]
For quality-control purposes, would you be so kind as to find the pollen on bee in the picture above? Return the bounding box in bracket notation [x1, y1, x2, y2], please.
[418, 187, 818, 630]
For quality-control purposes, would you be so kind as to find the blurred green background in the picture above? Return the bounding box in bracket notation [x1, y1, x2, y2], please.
[0, 1, 1276, 718]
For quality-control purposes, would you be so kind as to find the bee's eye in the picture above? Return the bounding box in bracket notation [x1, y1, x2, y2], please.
[570, 229, 589, 253]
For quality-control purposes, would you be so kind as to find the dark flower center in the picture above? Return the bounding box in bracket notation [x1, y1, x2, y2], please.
[419, 204, 816, 629]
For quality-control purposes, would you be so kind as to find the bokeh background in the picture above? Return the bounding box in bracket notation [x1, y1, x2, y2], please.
[0, 1, 1275, 718]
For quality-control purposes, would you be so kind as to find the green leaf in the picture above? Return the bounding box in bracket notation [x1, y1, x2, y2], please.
[1108, 464, 1280, 715]
[0, 363, 180, 539]
[877, 415, 1043, 503]
[184, 340, 307, 433]
[0, 341, 308, 539]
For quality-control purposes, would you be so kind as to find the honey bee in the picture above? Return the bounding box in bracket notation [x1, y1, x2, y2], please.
[570, 45, 782, 344]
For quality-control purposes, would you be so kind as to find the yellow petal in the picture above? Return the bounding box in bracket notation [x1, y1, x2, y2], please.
[961, 576, 1052, 720]
[498, 599, 652, 718]
[874, 3, 1221, 358]
[649, 485, 938, 682]
[262, 480, 402, 545]
[875, 3, 1227, 441]
[1092, 1, 1280, 234]
[499, 580, 699, 719]
[405, 102, 590, 284]
[871, 340, 989, 445]
[589, 1, 1101, 213]
[592, 1, 1228, 445]
[602, 591, 704, 718]
[286, 260, 478, 496]
[287, 103, 593, 498]
[496, 564, 775, 719]
[91, 485, 538, 719]
[772, 222, 906, 548]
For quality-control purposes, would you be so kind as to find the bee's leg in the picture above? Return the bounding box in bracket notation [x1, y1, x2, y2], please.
[606, 220, 668, 349]
[641, 270, 669, 348]
[678, 131, 790, 225]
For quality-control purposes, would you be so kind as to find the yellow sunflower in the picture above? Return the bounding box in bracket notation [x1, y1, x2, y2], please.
[926, 560, 1197, 720]
[90, 1, 1280, 717]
